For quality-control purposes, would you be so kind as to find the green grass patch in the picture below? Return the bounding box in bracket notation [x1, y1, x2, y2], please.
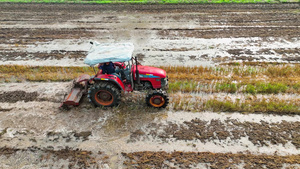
[168, 80, 297, 94]
[168, 81, 199, 93]
[215, 82, 238, 93]
[171, 97, 300, 115]
[245, 82, 288, 94]
[205, 99, 239, 112]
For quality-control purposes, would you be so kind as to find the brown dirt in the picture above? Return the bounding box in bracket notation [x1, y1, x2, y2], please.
[0, 90, 38, 103]
[0, 108, 12, 112]
[122, 151, 300, 169]
[129, 119, 300, 148]
[0, 146, 105, 168]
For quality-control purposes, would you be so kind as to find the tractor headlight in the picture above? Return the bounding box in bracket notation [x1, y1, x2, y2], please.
[161, 76, 168, 89]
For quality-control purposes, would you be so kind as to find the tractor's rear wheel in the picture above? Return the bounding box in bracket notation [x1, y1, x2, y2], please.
[88, 82, 121, 107]
[146, 91, 169, 108]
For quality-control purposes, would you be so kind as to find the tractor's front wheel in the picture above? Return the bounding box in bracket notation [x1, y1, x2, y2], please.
[88, 82, 121, 107]
[146, 91, 169, 108]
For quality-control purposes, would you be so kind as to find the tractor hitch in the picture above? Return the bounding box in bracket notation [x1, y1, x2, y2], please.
[60, 74, 90, 109]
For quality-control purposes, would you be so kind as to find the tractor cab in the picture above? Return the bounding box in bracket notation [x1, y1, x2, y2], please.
[85, 42, 135, 92]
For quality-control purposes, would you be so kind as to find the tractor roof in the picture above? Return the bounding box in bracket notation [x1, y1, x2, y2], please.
[84, 42, 134, 66]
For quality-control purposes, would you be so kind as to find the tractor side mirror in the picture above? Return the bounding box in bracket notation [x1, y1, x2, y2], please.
[90, 41, 100, 46]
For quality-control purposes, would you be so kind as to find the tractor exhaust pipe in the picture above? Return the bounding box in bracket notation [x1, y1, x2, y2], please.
[135, 57, 140, 85]
[134, 56, 142, 91]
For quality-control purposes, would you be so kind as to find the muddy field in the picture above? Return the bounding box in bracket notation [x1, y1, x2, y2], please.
[1, 3, 300, 66]
[0, 3, 300, 169]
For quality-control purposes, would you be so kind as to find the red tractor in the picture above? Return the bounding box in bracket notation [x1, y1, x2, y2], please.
[61, 42, 169, 108]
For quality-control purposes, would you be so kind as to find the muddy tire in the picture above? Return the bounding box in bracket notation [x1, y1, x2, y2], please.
[146, 91, 169, 108]
[88, 82, 121, 107]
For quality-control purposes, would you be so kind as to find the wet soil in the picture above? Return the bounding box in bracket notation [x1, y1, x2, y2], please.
[47, 131, 92, 142]
[0, 50, 86, 61]
[0, 108, 12, 112]
[0, 146, 106, 168]
[129, 118, 300, 148]
[0, 3, 299, 65]
[0, 90, 38, 103]
[122, 151, 300, 169]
